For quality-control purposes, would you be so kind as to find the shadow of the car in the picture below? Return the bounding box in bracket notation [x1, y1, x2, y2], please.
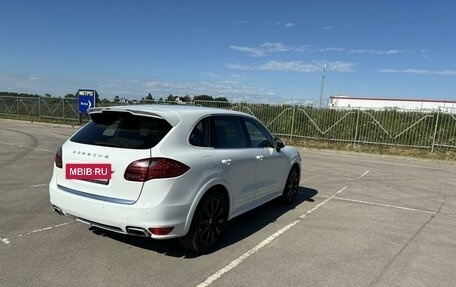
[220, 186, 317, 249]
[88, 186, 318, 258]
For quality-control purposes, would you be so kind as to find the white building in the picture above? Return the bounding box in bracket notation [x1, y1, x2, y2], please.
[329, 96, 456, 113]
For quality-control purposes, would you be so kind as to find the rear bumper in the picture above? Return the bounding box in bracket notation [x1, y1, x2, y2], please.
[49, 181, 190, 239]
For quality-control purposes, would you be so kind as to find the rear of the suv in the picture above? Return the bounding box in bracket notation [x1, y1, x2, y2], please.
[50, 105, 301, 254]
[49, 107, 200, 239]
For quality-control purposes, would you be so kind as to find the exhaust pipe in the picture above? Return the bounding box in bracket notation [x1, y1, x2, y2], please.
[126, 227, 150, 237]
[53, 205, 64, 216]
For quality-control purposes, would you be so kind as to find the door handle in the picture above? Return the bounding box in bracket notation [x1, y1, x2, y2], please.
[256, 155, 264, 160]
[221, 159, 232, 165]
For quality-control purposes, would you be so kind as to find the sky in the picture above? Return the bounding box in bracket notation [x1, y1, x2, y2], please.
[0, 0, 455, 105]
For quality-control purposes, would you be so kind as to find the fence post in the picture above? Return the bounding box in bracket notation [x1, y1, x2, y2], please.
[38, 96, 42, 120]
[63, 99, 66, 123]
[431, 111, 440, 154]
[17, 99, 20, 119]
[290, 104, 296, 140]
[353, 109, 360, 146]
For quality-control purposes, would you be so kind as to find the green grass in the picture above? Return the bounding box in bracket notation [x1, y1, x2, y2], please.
[287, 138, 456, 162]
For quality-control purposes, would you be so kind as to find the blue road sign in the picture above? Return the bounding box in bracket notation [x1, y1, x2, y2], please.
[78, 89, 96, 113]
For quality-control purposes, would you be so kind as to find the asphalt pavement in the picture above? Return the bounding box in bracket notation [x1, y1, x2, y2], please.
[0, 119, 455, 287]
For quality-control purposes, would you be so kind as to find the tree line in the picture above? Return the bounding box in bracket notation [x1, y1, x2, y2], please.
[0, 91, 228, 104]
[142, 93, 228, 103]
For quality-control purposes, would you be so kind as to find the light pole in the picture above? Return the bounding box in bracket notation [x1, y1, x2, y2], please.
[319, 64, 327, 108]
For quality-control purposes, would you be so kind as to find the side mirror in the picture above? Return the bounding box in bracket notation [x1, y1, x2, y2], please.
[275, 138, 285, 151]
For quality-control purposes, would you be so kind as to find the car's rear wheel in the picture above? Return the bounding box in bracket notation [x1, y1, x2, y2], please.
[281, 166, 300, 204]
[179, 191, 228, 254]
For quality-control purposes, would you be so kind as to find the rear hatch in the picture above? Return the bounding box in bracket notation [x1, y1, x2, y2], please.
[56, 109, 173, 204]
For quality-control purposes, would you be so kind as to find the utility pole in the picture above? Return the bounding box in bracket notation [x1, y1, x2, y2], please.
[319, 64, 327, 108]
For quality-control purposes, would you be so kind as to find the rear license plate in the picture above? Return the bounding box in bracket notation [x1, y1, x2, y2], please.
[66, 163, 112, 180]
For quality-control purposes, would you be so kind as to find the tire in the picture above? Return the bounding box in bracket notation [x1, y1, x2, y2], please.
[280, 166, 300, 204]
[179, 191, 228, 254]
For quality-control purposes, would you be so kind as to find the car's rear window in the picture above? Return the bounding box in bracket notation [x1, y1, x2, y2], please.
[70, 111, 172, 149]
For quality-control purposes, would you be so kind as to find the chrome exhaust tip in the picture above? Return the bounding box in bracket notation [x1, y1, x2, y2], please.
[52, 205, 64, 216]
[126, 227, 150, 237]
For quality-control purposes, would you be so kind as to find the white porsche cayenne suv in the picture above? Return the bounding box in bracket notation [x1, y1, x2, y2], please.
[49, 105, 301, 253]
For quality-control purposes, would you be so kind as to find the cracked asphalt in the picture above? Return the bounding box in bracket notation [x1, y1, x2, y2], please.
[0, 119, 455, 287]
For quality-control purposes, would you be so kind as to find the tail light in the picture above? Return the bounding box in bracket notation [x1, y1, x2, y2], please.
[55, 147, 63, 168]
[124, 158, 190, 182]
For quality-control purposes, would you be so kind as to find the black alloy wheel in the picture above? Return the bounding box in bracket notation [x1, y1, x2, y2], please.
[179, 191, 227, 254]
[281, 166, 299, 204]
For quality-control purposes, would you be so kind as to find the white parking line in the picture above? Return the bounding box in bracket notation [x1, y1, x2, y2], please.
[358, 170, 371, 178]
[31, 184, 48, 188]
[0, 222, 72, 245]
[318, 194, 440, 215]
[0, 141, 53, 153]
[300, 186, 348, 219]
[196, 220, 301, 287]
[197, 183, 352, 287]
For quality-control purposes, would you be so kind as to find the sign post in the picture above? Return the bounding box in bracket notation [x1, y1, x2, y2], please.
[77, 89, 96, 124]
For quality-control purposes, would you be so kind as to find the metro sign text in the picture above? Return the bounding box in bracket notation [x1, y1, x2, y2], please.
[66, 163, 112, 180]
[79, 90, 94, 96]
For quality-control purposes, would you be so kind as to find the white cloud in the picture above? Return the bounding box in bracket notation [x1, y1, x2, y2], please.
[28, 74, 46, 81]
[327, 61, 354, 72]
[276, 22, 295, 28]
[313, 47, 346, 53]
[436, 70, 456, 76]
[403, 69, 428, 74]
[226, 60, 354, 73]
[141, 77, 278, 101]
[349, 49, 407, 55]
[377, 69, 398, 73]
[378, 68, 456, 76]
[230, 42, 413, 57]
[261, 42, 291, 52]
[230, 42, 305, 57]
[200, 71, 222, 78]
[259, 61, 320, 72]
[229, 45, 265, 57]
[284, 22, 295, 28]
[224, 63, 255, 70]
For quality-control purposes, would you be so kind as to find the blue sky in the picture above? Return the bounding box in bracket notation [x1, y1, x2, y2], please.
[1, 0, 455, 104]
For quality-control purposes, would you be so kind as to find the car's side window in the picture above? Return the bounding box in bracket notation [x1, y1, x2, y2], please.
[189, 117, 210, 147]
[243, 118, 274, 148]
[213, 116, 249, 149]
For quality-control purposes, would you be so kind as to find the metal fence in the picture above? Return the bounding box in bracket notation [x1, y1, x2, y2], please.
[1, 96, 455, 152]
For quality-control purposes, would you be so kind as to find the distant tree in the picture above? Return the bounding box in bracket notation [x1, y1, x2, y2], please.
[113, 96, 120, 103]
[193, 95, 214, 101]
[0, 92, 38, 98]
[214, 96, 228, 102]
[166, 94, 176, 101]
[181, 95, 192, 102]
[45, 93, 52, 97]
[64, 93, 75, 98]
[146, 93, 154, 101]
[158, 97, 163, 101]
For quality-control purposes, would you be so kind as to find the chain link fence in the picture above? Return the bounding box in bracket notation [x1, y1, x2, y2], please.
[1, 96, 455, 152]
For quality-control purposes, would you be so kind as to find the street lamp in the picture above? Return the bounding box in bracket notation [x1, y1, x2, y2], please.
[319, 64, 327, 108]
